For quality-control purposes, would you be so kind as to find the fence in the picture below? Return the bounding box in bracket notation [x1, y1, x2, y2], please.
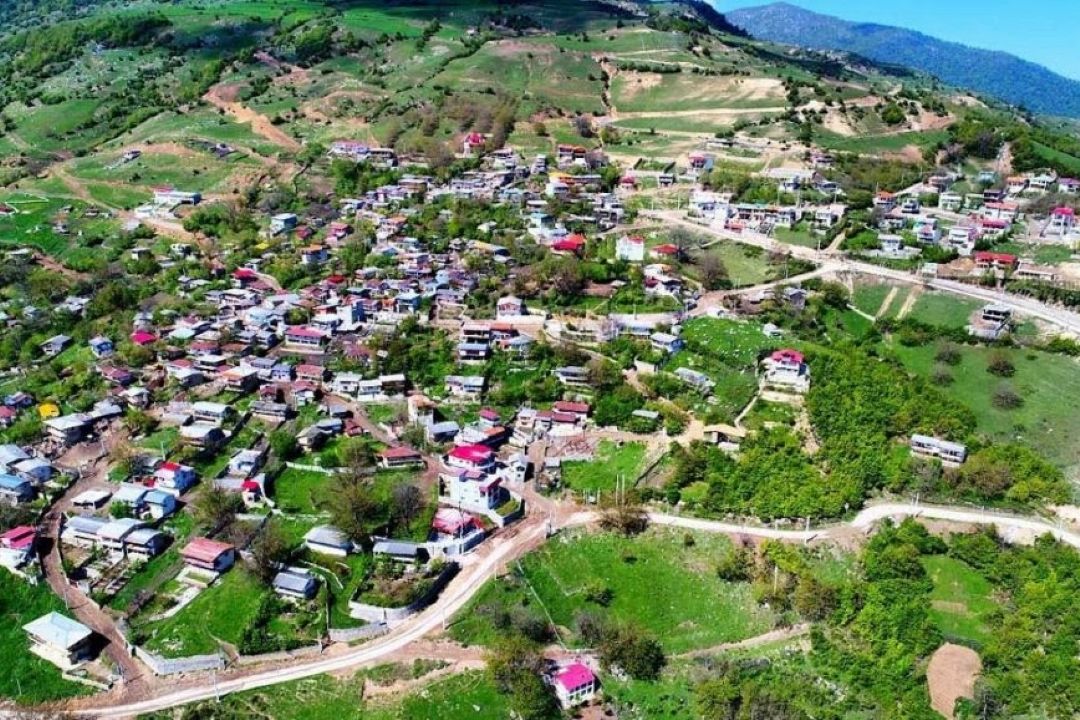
[348, 563, 458, 625]
[328, 623, 389, 643]
[235, 643, 322, 667]
[133, 646, 225, 676]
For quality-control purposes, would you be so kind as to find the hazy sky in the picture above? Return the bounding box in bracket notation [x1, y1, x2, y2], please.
[715, 0, 1080, 81]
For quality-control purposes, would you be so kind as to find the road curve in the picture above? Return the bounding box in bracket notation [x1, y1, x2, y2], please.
[64, 501, 1080, 719]
[644, 209, 1080, 335]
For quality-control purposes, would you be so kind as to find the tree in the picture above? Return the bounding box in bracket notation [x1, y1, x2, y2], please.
[486, 638, 560, 720]
[698, 253, 729, 291]
[598, 625, 666, 680]
[328, 476, 384, 544]
[249, 520, 290, 584]
[716, 546, 752, 582]
[598, 505, 649, 536]
[193, 486, 243, 533]
[124, 408, 157, 436]
[390, 484, 425, 534]
[269, 430, 298, 462]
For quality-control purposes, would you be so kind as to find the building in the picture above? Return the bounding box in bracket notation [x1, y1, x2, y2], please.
[0, 474, 34, 505]
[273, 567, 319, 601]
[378, 446, 425, 470]
[0, 525, 36, 570]
[304, 525, 353, 557]
[23, 613, 94, 669]
[910, 434, 967, 466]
[552, 662, 598, 709]
[445, 444, 496, 473]
[180, 538, 236, 573]
[762, 349, 810, 393]
[615, 235, 645, 262]
[153, 462, 197, 495]
[1048, 207, 1075, 236]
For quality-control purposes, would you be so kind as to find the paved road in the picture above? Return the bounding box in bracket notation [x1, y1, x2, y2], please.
[66, 499, 1080, 719]
[645, 210, 1080, 334]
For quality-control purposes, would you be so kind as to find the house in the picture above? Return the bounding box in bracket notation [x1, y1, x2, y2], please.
[229, 448, 265, 478]
[179, 423, 226, 449]
[873, 191, 896, 211]
[378, 446, 425, 470]
[269, 213, 297, 235]
[445, 444, 496, 473]
[0, 474, 34, 504]
[23, 613, 95, 669]
[974, 251, 1018, 272]
[300, 245, 328, 266]
[153, 187, 201, 206]
[372, 539, 429, 564]
[88, 336, 114, 358]
[1048, 207, 1075, 236]
[553, 366, 590, 388]
[153, 462, 197, 495]
[552, 662, 598, 709]
[180, 538, 236, 573]
[938, 192, 963, 212]
[702, 423, 747, 450]
[457, 342, 490, 364]
[910, 434, 967, 466]
[674, 367, 715, 393]
[763, 349, 810, 393]
[615, 235, 645, 262]
[445, 375, 485, 399]
[284, 326, 328, 351]
[444, 468, 503, 510]
[462, 132, 487, 156]
[43, 413, 88, 446]
[40, 335, 71, 357]
[303, 525, 353, 557]
[273, 567, 319, 601]
[192, 401, 233, 425]
[220, 365, 260, 392]
[0, 525, 35, 571]
[496, 296, 525, 318]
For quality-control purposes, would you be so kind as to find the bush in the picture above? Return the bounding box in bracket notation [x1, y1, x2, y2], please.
[934, 342, 962, 366]
[987, 352, 1015, 377]
[931, 365, 954, 386]
[992, 384, 1023, 409]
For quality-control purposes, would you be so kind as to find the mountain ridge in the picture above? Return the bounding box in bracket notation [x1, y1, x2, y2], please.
[726, 2, 1080, 118]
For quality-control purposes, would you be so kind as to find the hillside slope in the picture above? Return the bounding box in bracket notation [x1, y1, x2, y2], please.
[727, 2, 1080, 118]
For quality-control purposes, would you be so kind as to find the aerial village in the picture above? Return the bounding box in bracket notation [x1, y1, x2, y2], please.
[2, 122, 1080, 710]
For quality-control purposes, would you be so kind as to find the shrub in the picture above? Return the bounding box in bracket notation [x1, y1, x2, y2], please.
[987, 352, 1015, 377]
[992, 384, 1023, 409]
[934, 342, 962, 366]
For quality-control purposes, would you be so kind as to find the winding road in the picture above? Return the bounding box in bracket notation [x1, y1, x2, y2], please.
[645, 209, 1080, 334]
[64, 500, 1080, 718]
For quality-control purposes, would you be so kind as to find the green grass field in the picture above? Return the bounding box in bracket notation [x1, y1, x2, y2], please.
[0, 573, 89, 704]
[815, 129, 949, 155]
[922, 555, 997, 646]
[451, 528, 775, 653]
[906, 293, 982, 330]
[890, 343, 1080, 476]
[851, 283, 892, 316]
[561, 440, 647, 494]
[141, 668, 507, 720]
[137, 569, 269, 656]
[681, 317, 778, 368]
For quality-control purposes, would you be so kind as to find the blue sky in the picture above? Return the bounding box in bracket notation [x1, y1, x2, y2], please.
[715, 0, 1080, 80]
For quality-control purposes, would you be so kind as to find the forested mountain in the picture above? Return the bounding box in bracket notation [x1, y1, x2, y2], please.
[727, 2, 1080, 118]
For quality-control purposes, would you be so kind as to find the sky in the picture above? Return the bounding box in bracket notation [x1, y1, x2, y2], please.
[715, 0, 1080, 81]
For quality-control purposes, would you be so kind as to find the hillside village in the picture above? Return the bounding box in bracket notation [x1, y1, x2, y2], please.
[2, 1, 1080, 719]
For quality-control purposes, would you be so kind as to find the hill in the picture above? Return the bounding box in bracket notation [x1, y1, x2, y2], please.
[727, 2, 1080, 119]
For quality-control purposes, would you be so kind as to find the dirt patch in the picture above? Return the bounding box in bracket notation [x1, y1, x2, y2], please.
[203, 83, 301, 151]
[927, 643, 981, 719]
[489, 39, 554, 58]
[616, 70, 665, 100]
